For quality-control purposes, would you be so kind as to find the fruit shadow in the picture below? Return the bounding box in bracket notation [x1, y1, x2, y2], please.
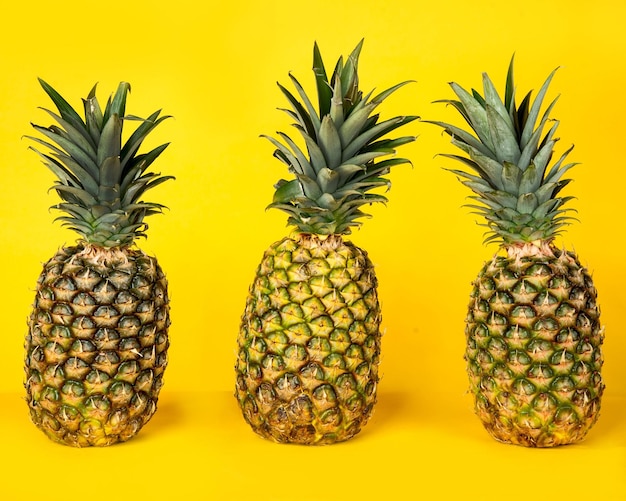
[582, 394, 626, 447]
[363, 388, 477, 440]
[138, 393, 186, 438]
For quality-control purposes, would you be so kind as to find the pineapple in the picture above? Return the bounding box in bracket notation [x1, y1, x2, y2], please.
[430, 58, 604, 447]
[24, 79, 173, 447]
[235, 40, 417, 444]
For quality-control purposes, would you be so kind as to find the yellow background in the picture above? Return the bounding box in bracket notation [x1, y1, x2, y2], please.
[1, 0, 625, 499]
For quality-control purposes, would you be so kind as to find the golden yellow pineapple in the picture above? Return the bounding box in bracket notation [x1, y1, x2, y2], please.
[24, 80, 173, 446]
[430, 58, 604, 447]
[235, 40, 417, 444]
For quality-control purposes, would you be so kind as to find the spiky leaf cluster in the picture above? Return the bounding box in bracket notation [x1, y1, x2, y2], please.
[28, 79, 173, 247]
[266, 40, 417, 235]
[431, 58, 577, 245]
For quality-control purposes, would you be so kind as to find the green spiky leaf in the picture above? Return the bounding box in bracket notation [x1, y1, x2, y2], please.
[29, 79, 173, 247]
[432, 57, 577, 245]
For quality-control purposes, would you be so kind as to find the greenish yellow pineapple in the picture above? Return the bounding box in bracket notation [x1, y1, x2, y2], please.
[25, 80, 173, 446]
[235, 40, 417, 444]
[431, 59, 603, 447]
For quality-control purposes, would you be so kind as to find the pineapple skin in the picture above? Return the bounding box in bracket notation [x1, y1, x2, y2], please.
[466, 244, 603, 447]
[236, 234, 381, 445]
[25, 244, 170, 447]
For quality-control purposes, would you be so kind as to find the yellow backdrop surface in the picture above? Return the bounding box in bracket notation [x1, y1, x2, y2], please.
[1, 1, 624, 500]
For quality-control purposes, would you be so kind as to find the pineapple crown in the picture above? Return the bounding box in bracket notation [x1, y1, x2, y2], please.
[266, 40, 418, 235]
[430, 57, 577, 246]
[27, 79, 173, 248]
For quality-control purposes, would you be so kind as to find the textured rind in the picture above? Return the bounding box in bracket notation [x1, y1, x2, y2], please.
[466, 246, 603, 447]
[236, 234, 381, 445]
[24, 245, 170, 447]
